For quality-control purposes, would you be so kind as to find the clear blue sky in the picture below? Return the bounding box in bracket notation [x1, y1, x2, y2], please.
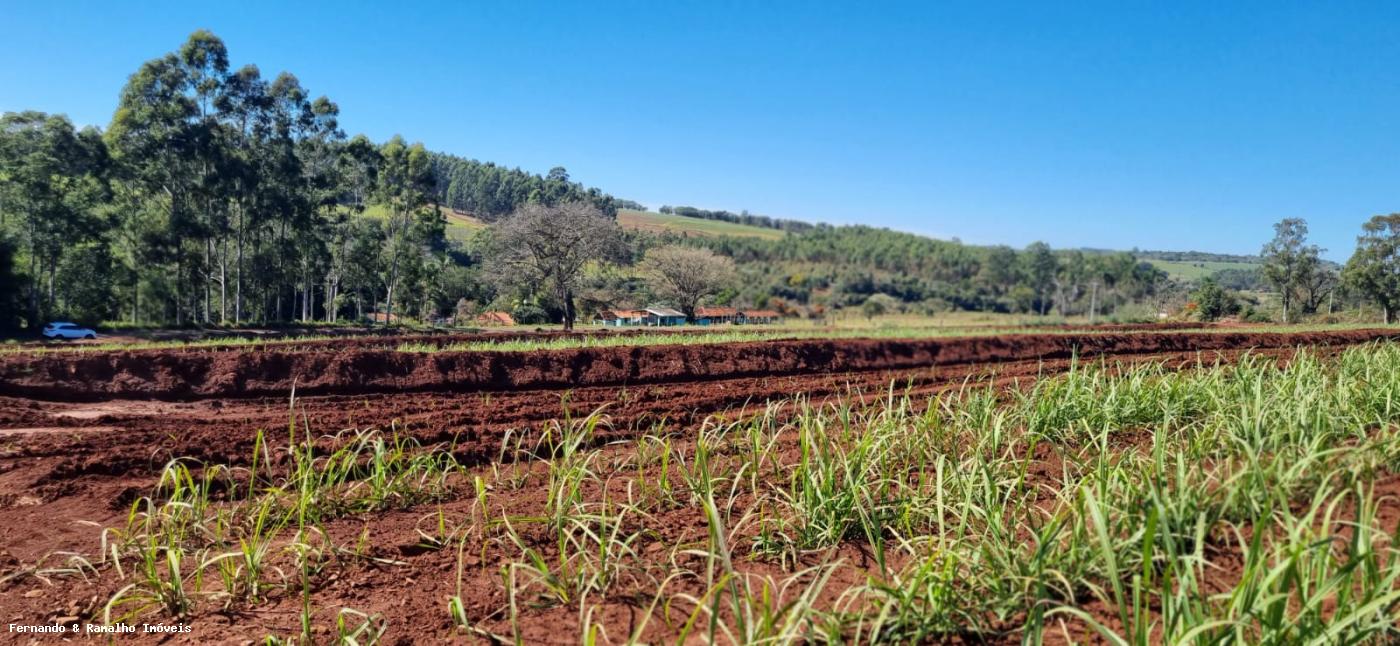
[3, 1, 1398, 260]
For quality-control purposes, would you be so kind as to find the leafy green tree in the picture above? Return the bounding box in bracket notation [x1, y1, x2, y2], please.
[0, 111, 109, 327]
[1344, 214, 1400, 324]
[374, 136, 438, 323]
[1190, 278, 1239, 322]
[0, 235, 22, 329]
[341, 218, 385, 321]
[977, 245, 1019, 295]
[1022, 242, 1057, 315]
[55, 243, 117, 324]
[1297, 252, 1336, 314]
[1260, 218, 1318, 323]
[106, 35, 210, 325]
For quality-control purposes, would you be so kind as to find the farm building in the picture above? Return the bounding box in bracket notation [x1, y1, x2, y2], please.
[643, 307, 686, 326]
[695, 306, 739, 325]
[595, 306, 782, 326]
[596, 309, 645, 327]
[739, 310, 782, 324]
[475, 311, 516, 326]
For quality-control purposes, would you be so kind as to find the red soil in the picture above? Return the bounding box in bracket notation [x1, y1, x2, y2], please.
[0, 328, 1391, 643]
[2, 328, 1392, 401]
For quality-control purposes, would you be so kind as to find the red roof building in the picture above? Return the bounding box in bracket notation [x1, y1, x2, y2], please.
[740, 310, 782, 323]
[475, 311, 516, 326]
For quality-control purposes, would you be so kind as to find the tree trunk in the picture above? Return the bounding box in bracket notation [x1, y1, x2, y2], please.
[219, 237, 228, 325]
[384, 283, 395, 327]
[27, 238, 39, 325]
[1089, 282, 1099, 324]
[204, 239, 212, 325]
[174, 259, 183, 326]
[562, 286, 576, 331]
[47, 259, 56, 315]
[235, 213, 244, 325]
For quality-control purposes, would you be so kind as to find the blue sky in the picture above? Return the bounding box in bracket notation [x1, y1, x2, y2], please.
[3, 1, 1399, 259]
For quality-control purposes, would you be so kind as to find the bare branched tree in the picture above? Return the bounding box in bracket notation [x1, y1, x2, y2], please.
[639, 245, 735, 321]
[487, 202, 622, 330]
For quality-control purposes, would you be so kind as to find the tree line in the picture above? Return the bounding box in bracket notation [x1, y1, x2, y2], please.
[0, 22, 1180, 333]
[430, 155, 616, 222]
[1191, 215, 1400, 325]
[0, 31, 622, 330]
[657, 205, 816, 233]
[668, 226, 1168, 319]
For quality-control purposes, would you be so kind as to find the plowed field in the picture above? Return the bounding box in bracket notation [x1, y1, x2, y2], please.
[1, 327, 1397, 643]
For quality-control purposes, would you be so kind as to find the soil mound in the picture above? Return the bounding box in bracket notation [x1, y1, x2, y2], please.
[2, 329, 1396, 401]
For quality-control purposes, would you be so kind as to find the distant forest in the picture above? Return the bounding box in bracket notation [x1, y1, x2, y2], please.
[430, 153, 616, 221]
[1135, 250, 1260, 264]
[673, 227, 1167, 318]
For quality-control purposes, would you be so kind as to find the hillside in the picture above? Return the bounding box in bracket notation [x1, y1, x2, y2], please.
[616, 209, 787, 240]
[1146, 258, 1262, 282]
[359, 204, 486, 242]
[428, 203, 1256, 287]
[624, 210, 1257, 284]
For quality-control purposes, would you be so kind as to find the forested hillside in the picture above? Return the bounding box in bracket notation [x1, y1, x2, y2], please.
[671, 226, 1167, 318]
[429, 154, 616, 222]
[0, 30, 1179, 331]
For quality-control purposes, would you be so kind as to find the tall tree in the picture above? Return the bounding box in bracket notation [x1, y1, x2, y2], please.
[1260, 218, 1318, 324]
[0, 235, 21, 329]
[374, 136, 437, 324]
[1297, 252, 1337, 314]
[487, 202, 622, 330]
[1021, 242, 1057, 316]
[639, 245, 735, 321]
[107, 38, 204, 324]
[0, 112, 109, 326]
[1344, 214, 1400, 324]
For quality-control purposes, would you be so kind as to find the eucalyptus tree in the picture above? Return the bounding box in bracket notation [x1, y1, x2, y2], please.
[1344, 214, 1400, 324]
[0, 111, 109, 325]
[107, 33, 212, 324]
[220, 62, 270, 324]
[1022, 241, 1058, 315]
[374, 136, 438, 323]
[1260, 218, 1320, 323]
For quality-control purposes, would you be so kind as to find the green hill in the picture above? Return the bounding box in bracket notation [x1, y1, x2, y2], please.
[616, 209, 786, 240]
[359, 204, 486, 242]
[1146, 258, 1262, 282]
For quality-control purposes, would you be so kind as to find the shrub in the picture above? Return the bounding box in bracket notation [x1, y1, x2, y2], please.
[1190, 278, 1240, 322]
[511, 304, 550, 325]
